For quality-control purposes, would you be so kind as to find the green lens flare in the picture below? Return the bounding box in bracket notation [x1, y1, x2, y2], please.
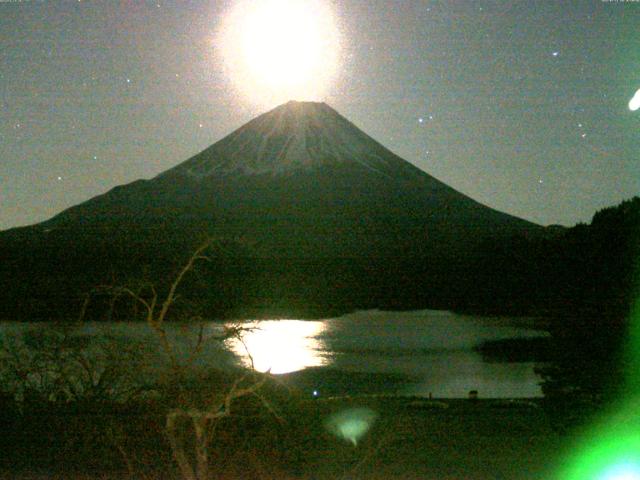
[559, 406, 640, 479]
[324, 407, 378, 446]
[560, 278, 640, 478]
[600, 463, 640, 480]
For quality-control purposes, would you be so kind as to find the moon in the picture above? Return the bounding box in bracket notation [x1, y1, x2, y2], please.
[216, 0, 341, 106]
[629, 88, 640, 111]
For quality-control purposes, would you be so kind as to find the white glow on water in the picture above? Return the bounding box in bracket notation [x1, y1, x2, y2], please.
[226, 320, 327, 374]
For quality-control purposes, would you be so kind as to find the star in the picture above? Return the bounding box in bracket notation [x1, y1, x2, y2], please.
[57, 176, 63, 181]
[552, 51, 559, 57]
[126, 78, 131, 84]
[418, 117, 424, 124]
[199, 123, 203, 128]
[581, 133, 587, 138]
[93, 156, 97, 160]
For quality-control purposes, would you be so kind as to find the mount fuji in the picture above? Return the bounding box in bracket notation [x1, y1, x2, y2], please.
[1, 101, 544, 320]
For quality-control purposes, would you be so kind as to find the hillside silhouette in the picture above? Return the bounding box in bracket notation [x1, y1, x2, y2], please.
[0, 102, 546, 321]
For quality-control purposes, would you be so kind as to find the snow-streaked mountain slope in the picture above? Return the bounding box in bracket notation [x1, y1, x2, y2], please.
[34, 100, 541, 259]
[161, 101, 400, 178]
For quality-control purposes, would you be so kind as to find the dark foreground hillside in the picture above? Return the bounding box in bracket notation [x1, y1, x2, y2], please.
[0, 395, 562, 480]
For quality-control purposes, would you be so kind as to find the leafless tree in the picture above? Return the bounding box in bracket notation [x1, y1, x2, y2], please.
[84, 238, 280, 480]
[0, 324, 149, 405]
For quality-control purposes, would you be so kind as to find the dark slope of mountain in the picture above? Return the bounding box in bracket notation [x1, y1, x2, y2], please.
[0, 101, 546, 320]
[38, 102, 539, 257]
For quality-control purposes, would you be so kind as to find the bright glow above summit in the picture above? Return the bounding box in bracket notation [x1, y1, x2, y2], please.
[217, 0, 341, 106]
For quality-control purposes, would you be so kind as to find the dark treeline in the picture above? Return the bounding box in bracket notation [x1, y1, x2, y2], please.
[1, 197, 639, 409]
[1, 197, 638, 325]
[472, 196, 639, 318]
[475, 197, 640, 414]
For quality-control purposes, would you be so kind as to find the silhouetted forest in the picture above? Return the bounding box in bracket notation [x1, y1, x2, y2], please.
[476, 197, 639, 413]
[1, 196, 638, 411]
[543, 197, 639, 405]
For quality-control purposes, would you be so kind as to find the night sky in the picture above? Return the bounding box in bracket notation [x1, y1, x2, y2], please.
[1, 0, 639, 231]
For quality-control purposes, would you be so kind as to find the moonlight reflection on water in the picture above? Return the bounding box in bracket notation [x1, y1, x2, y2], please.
[0, 311, 545, 397]
[219, 311, 546, 397]
[225, 320, 328, 374]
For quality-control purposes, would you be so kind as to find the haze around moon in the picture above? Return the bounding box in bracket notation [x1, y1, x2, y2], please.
[216, 0, 342, 107]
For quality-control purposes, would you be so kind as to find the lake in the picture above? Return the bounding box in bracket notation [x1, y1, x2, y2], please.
[0, 309, 548, 399]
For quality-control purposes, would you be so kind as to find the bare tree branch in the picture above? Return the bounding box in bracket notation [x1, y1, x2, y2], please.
[72, 237, 289, 480]
[155, 238, 213, 328]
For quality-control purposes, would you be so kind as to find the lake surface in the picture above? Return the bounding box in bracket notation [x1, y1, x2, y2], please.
[0, 309, 548, 398]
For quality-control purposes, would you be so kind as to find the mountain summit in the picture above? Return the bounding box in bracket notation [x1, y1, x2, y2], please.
[162, 101, 405, 177]
[1, 101, 544, 319]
